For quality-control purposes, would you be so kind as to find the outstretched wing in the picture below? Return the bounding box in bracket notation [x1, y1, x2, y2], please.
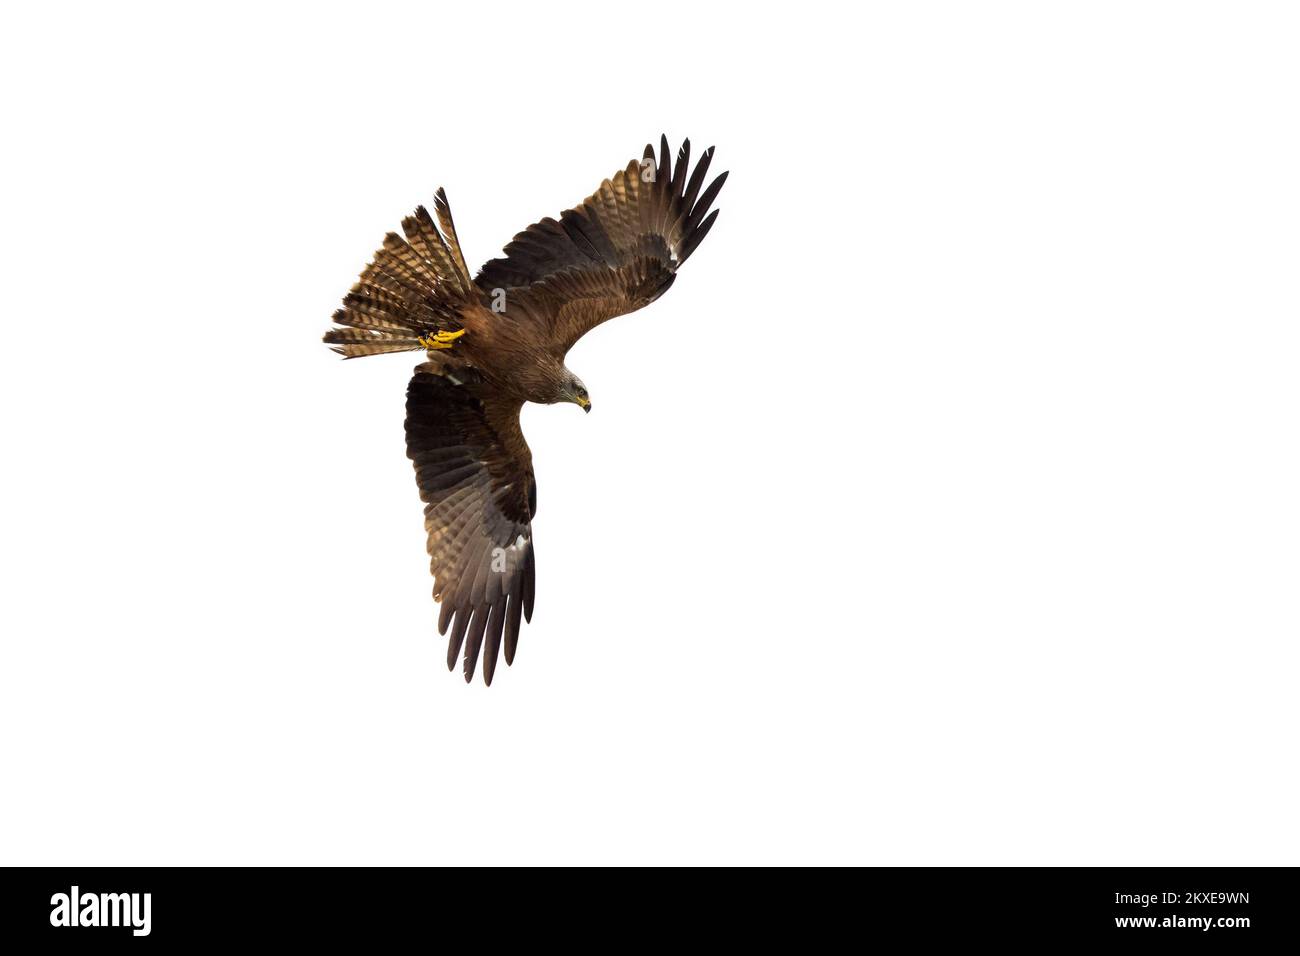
[405, 368, 536, 685]
[476, 136, 727, 353]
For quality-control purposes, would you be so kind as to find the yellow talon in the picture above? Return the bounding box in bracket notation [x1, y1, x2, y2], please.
[418, 329, 465, 350]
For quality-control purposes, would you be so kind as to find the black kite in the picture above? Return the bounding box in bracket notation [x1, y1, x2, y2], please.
[324, 136, 727, 684]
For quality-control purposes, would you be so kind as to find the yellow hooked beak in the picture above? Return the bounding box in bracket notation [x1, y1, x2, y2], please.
[575, 395, 591, 413]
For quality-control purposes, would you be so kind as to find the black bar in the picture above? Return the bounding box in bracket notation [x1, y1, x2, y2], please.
[1, 866, 1294, 945]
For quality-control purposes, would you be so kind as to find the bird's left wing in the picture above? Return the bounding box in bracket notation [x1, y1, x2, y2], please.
[405, 368, 536, 685]
[476, 136, 727, 353]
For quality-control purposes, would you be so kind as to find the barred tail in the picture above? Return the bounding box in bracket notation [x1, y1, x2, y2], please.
[324, 188, 478, 359]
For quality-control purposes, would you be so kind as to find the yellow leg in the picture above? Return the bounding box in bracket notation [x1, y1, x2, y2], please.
[418, 329, 466, 350]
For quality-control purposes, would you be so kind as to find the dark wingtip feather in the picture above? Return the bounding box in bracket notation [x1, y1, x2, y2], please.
[679, 209, 720, 264]
[482, 599, 507, 685]
[523, 550, 536, 622]
[670, 139, 691, 199]
[679, 147, 714, 220]
[684, 170, 728, 234]
[463, 605, 489, 683]
[447, 607, 471, 671]
[504, 592, 523, 665]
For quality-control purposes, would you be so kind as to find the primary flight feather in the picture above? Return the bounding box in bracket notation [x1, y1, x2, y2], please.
[324, 136, 727, 684]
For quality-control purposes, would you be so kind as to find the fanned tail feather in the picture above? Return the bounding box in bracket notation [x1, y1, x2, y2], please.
[324, 190, 479, 358]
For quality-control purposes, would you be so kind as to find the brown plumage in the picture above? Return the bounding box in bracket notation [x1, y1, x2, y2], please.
[324, 136, 727, 684]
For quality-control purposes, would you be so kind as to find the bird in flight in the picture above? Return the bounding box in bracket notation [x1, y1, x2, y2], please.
[325, 136, 727, 684]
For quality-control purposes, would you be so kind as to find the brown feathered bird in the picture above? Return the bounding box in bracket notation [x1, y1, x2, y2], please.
[324, 136, 726, 684]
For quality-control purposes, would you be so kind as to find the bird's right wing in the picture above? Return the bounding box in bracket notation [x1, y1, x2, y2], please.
[476, 136, 727, 353]
[405, 368, 536, 685]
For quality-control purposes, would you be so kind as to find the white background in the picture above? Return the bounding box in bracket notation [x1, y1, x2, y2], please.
[2, 2, 1297, 866]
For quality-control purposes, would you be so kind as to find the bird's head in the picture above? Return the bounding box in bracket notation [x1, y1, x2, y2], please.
[562, 371, 591, 413]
